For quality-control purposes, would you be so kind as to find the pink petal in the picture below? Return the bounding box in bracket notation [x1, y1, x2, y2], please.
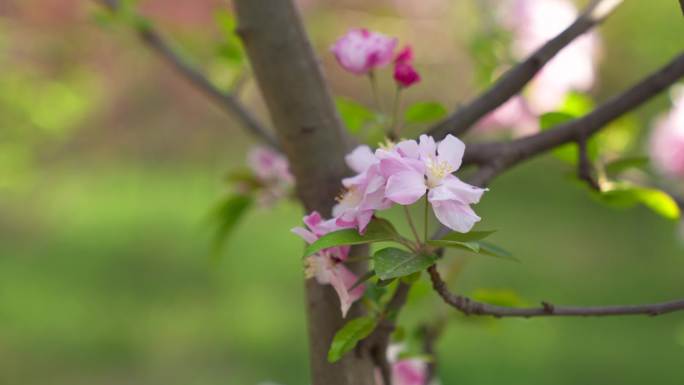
[430, 199, 481, 233]
[393, 360, 427, 385]
[291, 227, 317, 244]
[437, 134, 465, 171]
[329, 264, 365, 317]
[346, 145, 377, 173]
[440, 175, 487, 204]
[395, 139, 420, 159]
[418, 135, 437, 159]
[386, 171, 427, 205]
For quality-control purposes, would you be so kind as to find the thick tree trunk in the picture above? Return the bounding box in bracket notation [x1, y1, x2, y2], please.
[233, 1, 377, 384]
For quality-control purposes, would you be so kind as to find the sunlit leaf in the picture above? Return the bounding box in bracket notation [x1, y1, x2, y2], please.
[404, 102, 448, 124]
[604, 156, 649, 176]
[303, 218, 400, 257]
[373, 248, 438, 280]
[598, 186, 680, 220]
[210, 194, 254, 257]
[328, 316, 377, 363]
[335, 97, 376, 133]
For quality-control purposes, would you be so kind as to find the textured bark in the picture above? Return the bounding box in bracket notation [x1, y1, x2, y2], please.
[233, 1, 376, 384]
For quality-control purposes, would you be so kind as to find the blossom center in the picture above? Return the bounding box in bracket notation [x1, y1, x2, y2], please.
[425, 157, 453, 188]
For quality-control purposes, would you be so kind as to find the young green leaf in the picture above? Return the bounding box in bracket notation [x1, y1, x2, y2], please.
[335, 97, 376, 133]
[373, 248, 438, 280]
[328, 316, 378, 363]
[404, 102, 448, 124]
[438, 230, 496, 242]
[478, 241, 516, 261]
[210, 194, 254, 257]
[427, 239, 480, 253]
[427, 239, 517, 262]
[598, 186, 680, 220]
[604, 156, 649, 176]
[303, 218, 400, 257]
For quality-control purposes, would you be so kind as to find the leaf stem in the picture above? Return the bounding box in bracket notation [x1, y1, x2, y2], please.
[389, 85, 403, 139]
[423, 194, 429, 243]
[368, 71, 383, 114]
[403, 205, 422, 245]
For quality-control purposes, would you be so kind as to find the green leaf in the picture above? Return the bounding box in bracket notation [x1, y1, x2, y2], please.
[598, 186, 680, 220]
[336, 97, 376, 134]
[604, 156, 649, 176]
[400, 271, 422, 284]
[471, 288, 525, 307]
[328, 316, 378, 363]
[559, 91, 594, 116]
[373, 248, 438, 280]
[427, 238, 517, 262]
[437, 230, 496, 242]
[214, 10, 244, 67]
[349, 270, 375, 291]
[404, 102, 448, 124]
[210, 194, 254, 256]
[540, 111, 598, 164]
[303, 218, 400, 257]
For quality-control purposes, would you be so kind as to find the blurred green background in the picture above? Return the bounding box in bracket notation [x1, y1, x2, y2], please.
[1, 1, 683, 384]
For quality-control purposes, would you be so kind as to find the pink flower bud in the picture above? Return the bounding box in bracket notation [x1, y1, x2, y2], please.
[394, 45, 414, 65]
[331, 28, 397, 75]
[394, 61, 421, 88]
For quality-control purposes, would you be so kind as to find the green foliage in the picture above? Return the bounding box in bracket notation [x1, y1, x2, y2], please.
[597, 186, 680, 220]
[215, 10, 245, 67]
[468, 28, 512, 86]
[210, 194, 254, 257]
[327, 316, 378, 363]
[373, 248, 438, 280]
[336, 97, 377, 133]
[303, 218, 401, 257]
[471, 288, 526, 307]
[604, 156, 649, 177]
[404, 102, 448, 125]
[428, 231, 516, 261]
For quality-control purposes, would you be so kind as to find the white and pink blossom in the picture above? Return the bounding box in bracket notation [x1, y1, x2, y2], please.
[247, 146, 294, 206]
[379, 135, 487, 233]
[292, 212, 365, 317]
[387, 344, 428, 385]
[649, 86, 684, 179]
[331, 29, 398, 75]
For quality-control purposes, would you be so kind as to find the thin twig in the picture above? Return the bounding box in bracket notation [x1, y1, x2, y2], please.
[428, 265, 684, 318]
[576, 132, 601, 191]
[428, 0, 623, 140]
[96, 0, 279, 149]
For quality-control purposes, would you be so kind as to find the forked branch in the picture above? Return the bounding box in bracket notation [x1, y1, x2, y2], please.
[428, 266, 684, 318]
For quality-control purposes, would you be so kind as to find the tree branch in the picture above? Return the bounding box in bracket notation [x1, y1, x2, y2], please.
[428, 265, 684, 318]
[428, 0, 623, 140]
[97, 0, 280, 149]
[463, 52, 684, 186]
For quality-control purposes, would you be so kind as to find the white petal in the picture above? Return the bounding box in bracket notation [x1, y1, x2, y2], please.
[345, 145, 377, 173]
[437, 134, 465, 171]
[430, 199, 481, 233]
[418, 135, 437, 159]
[441, 175, 487, 204]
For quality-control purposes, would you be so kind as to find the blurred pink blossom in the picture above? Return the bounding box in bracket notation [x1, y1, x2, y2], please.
[394, 62, 421, 88]
[292, 212, 364, 318]
[387, 344, 428, 385]
[503, 0, 600, 112]
[247, 147, 294, 206]
[331, 29, 397, 75]
[649, 86, 684, 179]
[477, 96, 538, 136]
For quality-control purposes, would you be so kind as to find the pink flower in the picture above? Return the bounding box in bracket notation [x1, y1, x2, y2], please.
[649, 87, 684, 179]
[292, 212, 365, 317]
[334, 145, 392, 233]
[395, 46, 414, 65]
[387, 344, 428, 385]
[247, 146, 294, 206]
[394, 62, 421, 88]
[331, 29, 398, 75]
[381, 135, 487, 232]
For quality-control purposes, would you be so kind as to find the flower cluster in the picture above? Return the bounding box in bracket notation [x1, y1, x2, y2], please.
[293, 134, 486, 316]
[649, 86, 684, 179]
[246, 146, 294, 206]
[331, 28, 421, 88]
